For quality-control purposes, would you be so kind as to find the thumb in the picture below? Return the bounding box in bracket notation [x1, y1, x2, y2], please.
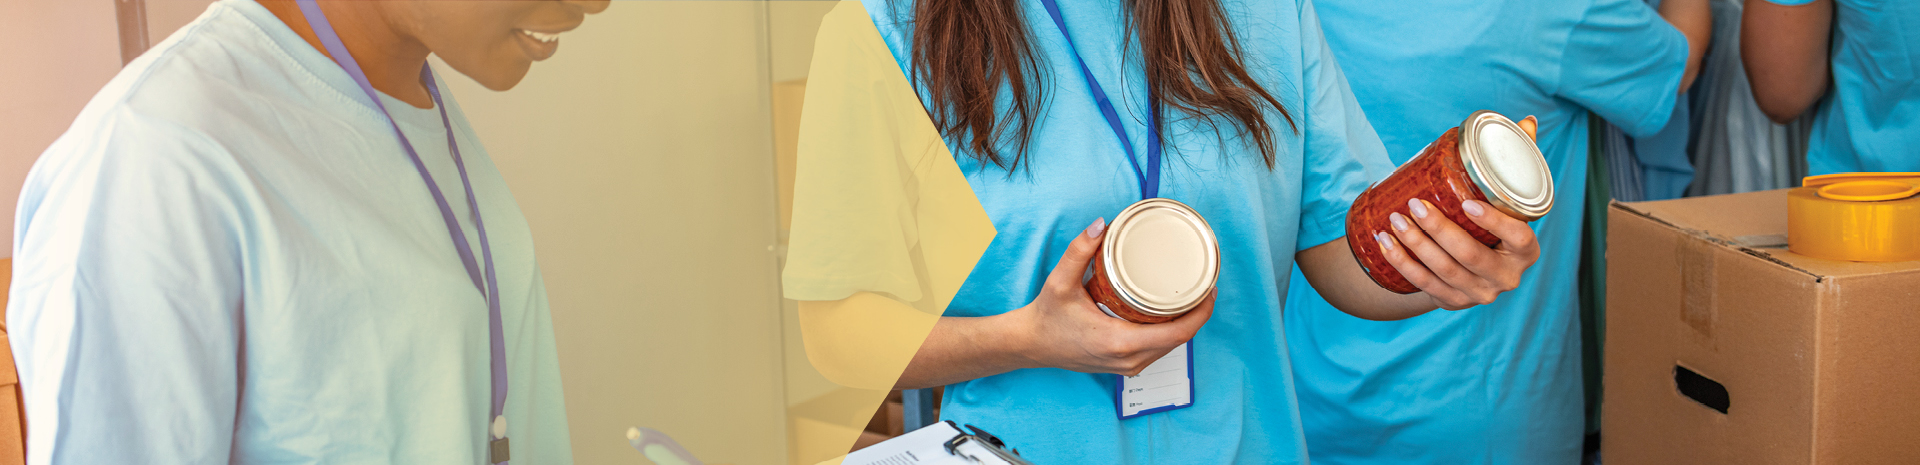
[1047, 217, 1107, 285]
[1148, 287, 1214, 341]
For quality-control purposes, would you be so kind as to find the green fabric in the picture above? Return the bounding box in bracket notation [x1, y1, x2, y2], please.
[1580, 112, 1611, 435]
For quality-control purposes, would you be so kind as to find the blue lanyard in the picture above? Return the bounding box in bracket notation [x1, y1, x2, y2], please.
[1038, 0, 1162, 200]
[293, 2, 511, 463]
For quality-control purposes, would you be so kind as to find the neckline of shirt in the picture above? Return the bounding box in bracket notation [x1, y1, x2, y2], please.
[225, 0, 445, 125]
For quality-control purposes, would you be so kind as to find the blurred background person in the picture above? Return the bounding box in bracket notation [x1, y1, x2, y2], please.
[1743, 0, 1920, 174]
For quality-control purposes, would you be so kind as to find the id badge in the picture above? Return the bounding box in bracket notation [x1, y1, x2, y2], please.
[1115, 341, 1193, 419]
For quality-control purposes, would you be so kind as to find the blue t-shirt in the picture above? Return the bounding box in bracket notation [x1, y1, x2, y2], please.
[1766, 0, 1920, 174]
[1288, 0, 1686, 463]
[828, 0, 1391, 462]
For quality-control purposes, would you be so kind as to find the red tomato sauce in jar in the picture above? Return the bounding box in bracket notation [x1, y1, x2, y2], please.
[1084, 198, 1220, 324]
[1347, 111, 1553, 294]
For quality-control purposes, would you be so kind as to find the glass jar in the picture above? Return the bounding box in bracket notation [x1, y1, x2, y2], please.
[1085, 198, 1220, 324]
[1347, 111, 1553, 294]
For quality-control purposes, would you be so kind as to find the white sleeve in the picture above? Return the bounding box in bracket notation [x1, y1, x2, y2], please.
[9, 109, 246, 465]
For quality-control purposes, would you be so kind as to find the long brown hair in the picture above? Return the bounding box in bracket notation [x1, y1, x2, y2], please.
[906, 0, 1295, 172]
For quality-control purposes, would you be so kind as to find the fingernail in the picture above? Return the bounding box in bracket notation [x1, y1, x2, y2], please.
[1463, 200, 1485, 217]
[1375, 232, 1392, 250]
[1086, 217, 1107, 238]
[1389, 213, 1409, 231]
[1407, 198, 1429, 219]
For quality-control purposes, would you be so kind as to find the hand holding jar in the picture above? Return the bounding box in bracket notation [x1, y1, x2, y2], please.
[1372, 196, 1542, 310]
[1005, 216, 1216, 376]
[1349, 111, 1547, 310]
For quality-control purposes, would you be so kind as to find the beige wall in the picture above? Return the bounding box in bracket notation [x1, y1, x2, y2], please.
[439, 2, 789, 464]
[0, 0, 126, 258]
[768, 0, 840, 413]
[0, 0, 212, 260]
[146, 1, 218, 47]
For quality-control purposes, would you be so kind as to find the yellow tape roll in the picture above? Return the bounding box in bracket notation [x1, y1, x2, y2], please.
[1787, 173, 1920, 262]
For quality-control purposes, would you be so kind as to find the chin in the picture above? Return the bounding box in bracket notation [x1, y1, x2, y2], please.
[473, 67, 533, 92]
[448, 59, 534, 92]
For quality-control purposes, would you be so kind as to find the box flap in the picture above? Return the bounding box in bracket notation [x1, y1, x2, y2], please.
[1613, 190, 1920, 280]
[1615, 190, 1789, 239]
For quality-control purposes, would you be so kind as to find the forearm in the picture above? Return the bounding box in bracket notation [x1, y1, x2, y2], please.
[1742, 0, 1833, 123]
[797, 293, 1034, 390]
[1660, 0, 1713, 92]
[894, 311, 1038, 389]
[1294, 239, 1441, 321]
[798, 217, 1212, 390]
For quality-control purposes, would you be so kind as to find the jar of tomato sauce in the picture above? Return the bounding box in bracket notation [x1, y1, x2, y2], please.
[1348, 110, 1553, 294]
[1085, 198, 1220, 324]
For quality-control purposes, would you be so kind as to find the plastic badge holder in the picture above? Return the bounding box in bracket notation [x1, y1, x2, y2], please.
[1787, 172, 1920, 262]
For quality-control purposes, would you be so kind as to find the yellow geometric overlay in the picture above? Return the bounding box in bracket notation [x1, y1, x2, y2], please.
[779, 1, 996, 463]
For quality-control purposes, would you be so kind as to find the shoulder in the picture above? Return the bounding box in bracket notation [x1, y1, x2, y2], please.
[808, 0, 916, 78]
[826, 0, 914, 64]
[852, 0, 913, 38]
[1223, 0, 1312, 49]
[86, 1, 362, 154]
[49, 2, 371, 178]
[29, 4, 310, 206]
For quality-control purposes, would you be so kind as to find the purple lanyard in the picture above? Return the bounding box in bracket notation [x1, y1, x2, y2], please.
[1038, 0, 1162, 200]
[293, 2, 510, 463]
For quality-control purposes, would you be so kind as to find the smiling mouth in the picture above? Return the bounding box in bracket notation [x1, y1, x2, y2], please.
[513, 28, 564, 61]
[520, 29, 560, 43]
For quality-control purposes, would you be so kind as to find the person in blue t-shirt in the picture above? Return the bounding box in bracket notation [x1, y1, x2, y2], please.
[1288, 0, 1708, 463]
[785, 0, 1544, 463]
[1743, 0, 1920, 174]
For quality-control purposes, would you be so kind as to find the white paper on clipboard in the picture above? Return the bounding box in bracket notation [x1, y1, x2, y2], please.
[839, 421, 1031, 465]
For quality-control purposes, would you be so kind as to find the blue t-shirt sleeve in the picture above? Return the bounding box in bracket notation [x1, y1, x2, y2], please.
[1294, 0, 1395, 251]
[1761, 0, 1816, 5]
[1558, 0, 1691, 137]
[9, 110, 246, 464]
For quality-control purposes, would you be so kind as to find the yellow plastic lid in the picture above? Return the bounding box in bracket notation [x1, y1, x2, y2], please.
[1790, 172, 1920, 262]
[1803, 173, 1920, 202]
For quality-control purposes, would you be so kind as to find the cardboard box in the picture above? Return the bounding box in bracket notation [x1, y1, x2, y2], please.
[863, 400, 900, 436]
[1, 259, 23, 465]
[0, 333, 20, 465]
[1604, 190, 1920, 464]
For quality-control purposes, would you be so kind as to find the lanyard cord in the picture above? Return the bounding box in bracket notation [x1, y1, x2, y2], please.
[1037, 0, 1162, 200]
[1039, 1, 1194, 424]
[293, 2, 509, 463]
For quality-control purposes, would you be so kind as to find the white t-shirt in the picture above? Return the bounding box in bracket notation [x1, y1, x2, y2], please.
[8, 1, 571, 463]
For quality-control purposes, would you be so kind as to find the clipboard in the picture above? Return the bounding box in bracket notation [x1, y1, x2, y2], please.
[840, 421, 1034, 465]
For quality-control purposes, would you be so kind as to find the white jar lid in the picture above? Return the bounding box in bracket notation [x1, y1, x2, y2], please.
[1105, 198, 1220, 315]
[1460, 111, 1554, 220]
